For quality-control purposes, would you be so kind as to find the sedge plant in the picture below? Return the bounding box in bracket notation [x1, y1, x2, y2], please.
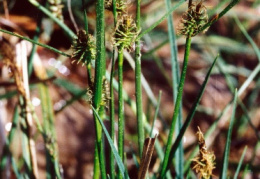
[0, 0, 249, 178]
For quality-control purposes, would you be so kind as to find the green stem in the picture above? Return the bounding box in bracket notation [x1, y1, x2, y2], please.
[135, 0, 144, 157]
[0, 29, 71, 57]
[160, 31, 193, 178]
[109, 1, 117, 177]
[28, 10, 44, 76]
[39, 83, 61, 179]
[137, 0, 185, 39]
[28, 0, 76, 39]
[118, 47, 125, 165]
[164, 0, 183, 177]
[93, 143, 101, 179]
[109, 50, 116, 179]
[93, 0, 107, 177]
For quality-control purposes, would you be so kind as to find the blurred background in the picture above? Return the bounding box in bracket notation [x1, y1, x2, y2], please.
[0, 0, 260, 178]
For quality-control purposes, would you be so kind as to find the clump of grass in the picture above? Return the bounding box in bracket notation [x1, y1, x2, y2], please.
[0, 0, 252, 178]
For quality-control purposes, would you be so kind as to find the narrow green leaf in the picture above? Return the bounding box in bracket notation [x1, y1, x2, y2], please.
[234, 146, 247, 179]
[54, 78, 83, 95]
[164, 55, 218, 174]
[220, 89, 238, 179]
[83, 9, 88, 33]
[0, 90, 17, 100]
[164, 0, 183, 176]
[242, 164, 249, 179]
[160, 30, 194, 178]
[233, 15, 260, 61]
[0, 29, 71, 57]
[28, 0, 76, 39]
[137, 0, 185, 39]
[91, 106, 129, 179]
[55, 90, 88, 113]
[185, 62, 260, 172]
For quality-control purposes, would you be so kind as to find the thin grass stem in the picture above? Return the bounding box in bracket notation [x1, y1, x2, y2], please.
[159, 30, 193, 178]
[93, 0, 107, 177]
[0, 29, 71, 57]
[109, 0, 117, 178]
[220, 89, 238, 179]
[164, 0, 183, 176]
[135, 0, 144, 157]
[165, 55, 218, 175]
[234, 146, 247, 179]
[118, 47, 125, 166]
[28, 0, 76, 39]
[137, 0, 185, 39]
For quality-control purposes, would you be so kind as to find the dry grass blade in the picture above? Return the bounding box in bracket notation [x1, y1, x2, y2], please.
[138, 135, 157, 179]
[15, 41, 39, 178]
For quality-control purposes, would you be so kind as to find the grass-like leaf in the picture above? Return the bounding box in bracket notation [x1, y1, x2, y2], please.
[28, 0, 76, 39]
[0, 29, 71, 57]
[137, 0, 185, 39]
[185, 61, 260, 172]
[233, 15, 260, 61]
[164, 0, 183, 176]
[234, 146, 247, 179]
[164, 55, 218, 175]
[220, 89, 238, 179]
[91, 106, 129, 179]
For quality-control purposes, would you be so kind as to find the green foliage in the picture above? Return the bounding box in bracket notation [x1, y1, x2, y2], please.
[0, 0, 256, 178]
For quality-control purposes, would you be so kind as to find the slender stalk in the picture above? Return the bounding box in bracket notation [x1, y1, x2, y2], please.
[135, 0, 144, 157]
[109, 0, 117, 178]
[93, 143, 101, 179]
[165, 55, 218, 174]
[220, 89, 238, 179]
[160, 30, 193, 178]
[28, 0, 76, 39]
[0, 29, 71, 57]
[164, 0, 183, 177]
[109, 52, 116, 179]
[118, 47, 125, 164]
[93, 0, 107, 177]
[28, 15, 43, 76]
[234, 146, 247, 179]
[39, 83, 61, 179]
[137, 0, 185, 39]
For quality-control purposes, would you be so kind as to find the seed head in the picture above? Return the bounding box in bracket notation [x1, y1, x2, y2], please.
[192, 127, 215, 179]
[105, 0, 127, 14]
[177, 0, 208, 36]
[114, 15, 139, 51]
[71, 30, 96, 66]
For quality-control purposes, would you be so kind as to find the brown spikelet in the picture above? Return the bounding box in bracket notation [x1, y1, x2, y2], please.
[71, 30, 96, 66]
[177, 0, 208, 37]
[192, 127, 215, 179]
